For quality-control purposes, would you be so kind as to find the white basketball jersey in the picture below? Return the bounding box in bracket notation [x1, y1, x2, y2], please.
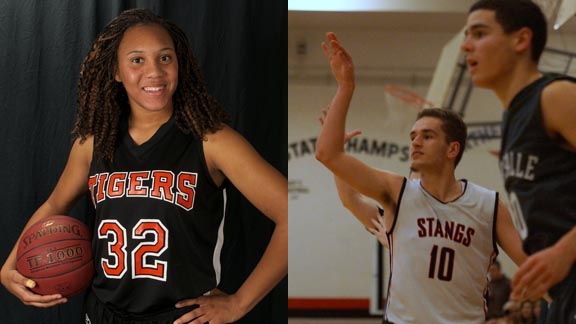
[384, 179, 498, 324]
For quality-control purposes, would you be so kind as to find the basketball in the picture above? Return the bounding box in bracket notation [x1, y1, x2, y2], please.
[16, 215, 94, 297]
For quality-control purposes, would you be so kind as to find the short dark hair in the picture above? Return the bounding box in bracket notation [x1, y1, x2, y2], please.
[416, 108, 467, 167]
[469, 0, 547, 62]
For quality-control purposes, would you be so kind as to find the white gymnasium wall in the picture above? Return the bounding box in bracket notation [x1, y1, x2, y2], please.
[288, 26, 576, 300]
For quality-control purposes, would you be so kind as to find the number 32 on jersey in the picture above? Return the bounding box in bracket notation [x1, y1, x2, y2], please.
[98, 219, 169, 282]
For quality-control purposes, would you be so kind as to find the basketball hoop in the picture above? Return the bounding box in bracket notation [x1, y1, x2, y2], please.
[383, 85, 435, 111]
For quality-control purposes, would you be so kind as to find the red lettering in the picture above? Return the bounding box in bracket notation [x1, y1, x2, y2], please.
[128, 171, 150, 196]
[454, 224, 465, 243]
[176, 172, 197, 211]
[444, 221, 454, 240]
[150, 171, 174, 202]
[88, 175, 98, 207]
[433, 219, 444, 237]
[463, 228, 475, 247]
[426, 218, 435, 236]
[417, 218, 426, 237]
[107, 173, 127, 198]
[96, 173, 109, 203]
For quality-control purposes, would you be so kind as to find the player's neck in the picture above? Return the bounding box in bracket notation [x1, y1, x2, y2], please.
[128, 109, 173, 145]
[419, 172, 462, 203]
[129, 109, 172, 130]
[492, 64, 542, 110]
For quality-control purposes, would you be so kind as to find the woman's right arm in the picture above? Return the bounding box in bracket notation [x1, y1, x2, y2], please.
[1, 136, 93, 307]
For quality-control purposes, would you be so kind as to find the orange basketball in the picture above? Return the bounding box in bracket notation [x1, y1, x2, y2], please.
[16, 215, 94, 297]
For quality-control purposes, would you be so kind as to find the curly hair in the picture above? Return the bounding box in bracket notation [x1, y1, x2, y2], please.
[72, 8, 229, 161]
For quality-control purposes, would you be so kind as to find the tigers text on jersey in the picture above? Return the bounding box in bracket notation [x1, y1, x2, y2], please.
[88, 116, 226, 314]
[384, 179, 498, 324]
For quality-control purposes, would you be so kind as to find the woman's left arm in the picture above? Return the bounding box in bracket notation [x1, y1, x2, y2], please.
[174, 125, 287, 324]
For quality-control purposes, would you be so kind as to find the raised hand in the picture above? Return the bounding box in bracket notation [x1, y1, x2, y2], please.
[321, 32, 355, 88]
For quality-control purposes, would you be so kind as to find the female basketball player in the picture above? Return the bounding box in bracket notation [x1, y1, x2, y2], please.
[316, 32, 527, 324]
[462, 1, 576, 322]
[0, 9, 287, 324]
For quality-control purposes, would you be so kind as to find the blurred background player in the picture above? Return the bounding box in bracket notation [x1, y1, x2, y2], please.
[462, 1, 576, 322]
[487, 260, 512, 320]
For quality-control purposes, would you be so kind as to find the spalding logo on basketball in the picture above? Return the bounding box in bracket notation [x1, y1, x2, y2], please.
[16, 215, 94, 297]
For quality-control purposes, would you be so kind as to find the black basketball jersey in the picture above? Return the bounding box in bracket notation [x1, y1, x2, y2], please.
[87, 116, 226, 314]
[500, 74, 576, 294]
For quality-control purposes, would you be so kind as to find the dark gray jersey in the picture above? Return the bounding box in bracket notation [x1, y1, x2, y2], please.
[500, 74, 576, 297]
[500, 75, 576, 248]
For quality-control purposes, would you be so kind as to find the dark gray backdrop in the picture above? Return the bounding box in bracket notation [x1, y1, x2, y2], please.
[0, 0, 287, 323]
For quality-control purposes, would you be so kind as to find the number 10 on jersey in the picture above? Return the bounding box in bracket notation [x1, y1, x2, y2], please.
[428, 245, 455, 281]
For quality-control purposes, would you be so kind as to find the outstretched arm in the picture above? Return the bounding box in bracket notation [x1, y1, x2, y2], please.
[315, 32, 403, 212]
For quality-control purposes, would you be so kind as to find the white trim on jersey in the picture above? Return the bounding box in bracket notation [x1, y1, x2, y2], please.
[212, 188, 227, 285]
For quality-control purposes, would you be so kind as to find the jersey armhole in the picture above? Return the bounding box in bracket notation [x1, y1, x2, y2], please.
[387, 177, 407, 235]
[198, 140, 229, 190]
[492, 192, 499, 257]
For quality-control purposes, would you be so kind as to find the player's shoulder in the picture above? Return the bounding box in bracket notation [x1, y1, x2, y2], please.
[541, 78, 576, 130]
[543, 78, 576, 96]
[203, 124, 240, 144]
[541, 74, 576, 103]
[203, 124, 256, 159]
[462, 179, 496, 196]
[71, 135, 94, 164]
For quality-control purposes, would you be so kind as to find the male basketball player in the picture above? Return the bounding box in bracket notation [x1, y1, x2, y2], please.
[462, 1, 576, 322]
[316, 32, 527, 324]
